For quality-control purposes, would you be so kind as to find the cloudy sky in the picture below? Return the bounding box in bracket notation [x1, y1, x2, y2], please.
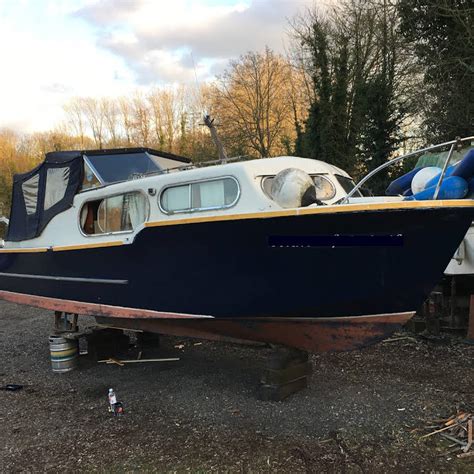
[0, 0, 315, 133]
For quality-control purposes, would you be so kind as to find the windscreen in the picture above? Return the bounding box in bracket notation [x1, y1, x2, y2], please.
[86, 152, 160, 183]
[337, 175, 363, 196]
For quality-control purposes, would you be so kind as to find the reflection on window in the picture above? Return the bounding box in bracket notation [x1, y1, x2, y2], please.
[313, 175, 335, 200]
[336, 175, 362, 197]
[22, 174, 40, 215]
[160, 178, 239, 214]
[161, 184, 189, 212]
[81, 192, 148, 235]
[44, 167, 70, 210]
[86, 153, 160, 183]
[82, 161, 101, 191]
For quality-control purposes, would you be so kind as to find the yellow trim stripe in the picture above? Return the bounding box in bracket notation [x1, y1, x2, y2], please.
[0, 247, 48, 254]
[52, 241, 124, 252]
[1, 199, 473, 254]
[0, 241, 124, 254]
[145, 199, 474, 229]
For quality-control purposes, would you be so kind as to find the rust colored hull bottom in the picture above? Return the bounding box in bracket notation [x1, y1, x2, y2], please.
[0, 290, 212, 320]
[95, 312, 414, 353]
[0, 289, 413, 352]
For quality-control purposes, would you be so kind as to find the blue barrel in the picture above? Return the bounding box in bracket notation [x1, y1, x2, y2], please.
[405, 176, 468, 201]
[386, 168, 421, 196]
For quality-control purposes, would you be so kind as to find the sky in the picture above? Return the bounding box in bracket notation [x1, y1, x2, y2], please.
[0, 0, 316, 133]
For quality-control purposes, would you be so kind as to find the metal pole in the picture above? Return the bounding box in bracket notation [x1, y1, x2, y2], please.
[341, 136, 474, 204]
[433, 138, 459, 200]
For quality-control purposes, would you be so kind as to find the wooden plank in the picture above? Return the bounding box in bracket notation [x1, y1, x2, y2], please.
[257, 376, 308, 401]
[261, 362, 312, 385]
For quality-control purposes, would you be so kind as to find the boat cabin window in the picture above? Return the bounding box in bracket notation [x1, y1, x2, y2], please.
[22, 174, 40, 215]
[85, 152, 160, 184]
[81, 192, 149, 235]
[262, 175, 336, 201]
[44, 167, 70, 210]
[160, 177, 239, 214]
[336, 175, 362, 197]
[82, 160, 102, 191]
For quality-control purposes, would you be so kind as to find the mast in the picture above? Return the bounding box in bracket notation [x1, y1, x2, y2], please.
[203, 114, 228, 163]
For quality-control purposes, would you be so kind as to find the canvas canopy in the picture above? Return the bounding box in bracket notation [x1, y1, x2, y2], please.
[7, 151, 83, 242]
[6, 147, 191, 242]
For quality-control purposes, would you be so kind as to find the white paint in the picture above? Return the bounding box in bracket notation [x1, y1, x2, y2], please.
[411, 167, 441, 194]
[3, 155, 354, 249]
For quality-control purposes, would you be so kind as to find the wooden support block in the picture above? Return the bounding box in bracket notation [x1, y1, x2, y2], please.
[406, 317, 426, 333]
[86, 329, 130, 360]
[137, 331, 161, 347]
[261, 361, 312, 385]
[467, 296, 474, 342]
[258, 376, 308, 401]
[267, 348, 309, 370]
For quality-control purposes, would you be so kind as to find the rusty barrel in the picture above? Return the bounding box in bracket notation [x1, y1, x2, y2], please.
[49, 335, 78, 373]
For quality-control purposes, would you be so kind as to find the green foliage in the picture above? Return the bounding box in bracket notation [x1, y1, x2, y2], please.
[398, 0, 474, 141]
[295, 0, 410, 192]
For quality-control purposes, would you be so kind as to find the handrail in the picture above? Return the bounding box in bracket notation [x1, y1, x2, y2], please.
[341, 135, 474, 204]
[432, 139, 458, 200]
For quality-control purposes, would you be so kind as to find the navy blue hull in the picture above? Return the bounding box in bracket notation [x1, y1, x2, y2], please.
[0, 206, 472, 319]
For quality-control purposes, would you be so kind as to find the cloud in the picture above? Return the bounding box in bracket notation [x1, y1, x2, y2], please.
[75, 0, 313, 83]
[0, 20, 135, 132]
[0, 0, 316, 132]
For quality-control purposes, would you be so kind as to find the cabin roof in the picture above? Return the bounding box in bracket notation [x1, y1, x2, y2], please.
[45, 147, 191, 164]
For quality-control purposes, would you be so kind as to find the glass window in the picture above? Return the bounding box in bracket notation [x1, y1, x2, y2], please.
[86, 152, 160, 184]
[161, 184, 190, 212]
[313, 175, 336, 200]
[160, 178, 239, 213]
[336, 175, 362, 197]
[81, 192, 148, 235]
[44, 167, 70, 210]
[82, 161, 101, 191]
[22, 174, 40, 215]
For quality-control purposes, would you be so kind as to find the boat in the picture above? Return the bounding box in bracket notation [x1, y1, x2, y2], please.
[1, 139, 474, 353]
[385, 137, 474, 329]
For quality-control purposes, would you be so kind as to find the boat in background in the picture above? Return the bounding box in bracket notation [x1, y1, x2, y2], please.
[1, 138, 474, 353]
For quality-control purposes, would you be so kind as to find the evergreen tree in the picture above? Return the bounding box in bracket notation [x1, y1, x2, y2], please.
[398, 0, 474, 141]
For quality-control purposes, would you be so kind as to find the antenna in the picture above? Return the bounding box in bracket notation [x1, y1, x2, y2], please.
[190, 52, 206, 114]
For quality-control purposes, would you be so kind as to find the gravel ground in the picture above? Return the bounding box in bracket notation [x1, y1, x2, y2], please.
[0, 300, 473, 473]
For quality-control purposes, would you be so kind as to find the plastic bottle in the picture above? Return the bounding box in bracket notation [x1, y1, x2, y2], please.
[108, 388, 117, 412]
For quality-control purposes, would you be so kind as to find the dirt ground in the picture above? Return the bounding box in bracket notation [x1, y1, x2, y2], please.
[0, 301, 473, 473]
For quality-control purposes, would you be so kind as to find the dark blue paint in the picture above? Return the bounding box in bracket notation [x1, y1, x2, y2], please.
[0, 206, 473, 319]
[268, 235, 403, 247]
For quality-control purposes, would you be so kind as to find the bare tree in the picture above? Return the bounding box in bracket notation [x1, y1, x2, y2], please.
[118, 97, 134, 146]
[212, 47, 297, 157]
[63, 98, 86, 148]
[101, 98, 120, 146]
[131, 92, 151, 146]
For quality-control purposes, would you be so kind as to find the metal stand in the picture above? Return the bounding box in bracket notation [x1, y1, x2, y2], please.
[53, 311, 78, 334]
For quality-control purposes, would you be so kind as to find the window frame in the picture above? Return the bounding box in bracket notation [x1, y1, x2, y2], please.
[260, 174, 336, 201]
[78, 190, 150, 237]
[159, 176, 241, 215]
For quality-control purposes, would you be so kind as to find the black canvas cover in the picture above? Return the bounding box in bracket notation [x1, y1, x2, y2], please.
[7, 152, 83, 242]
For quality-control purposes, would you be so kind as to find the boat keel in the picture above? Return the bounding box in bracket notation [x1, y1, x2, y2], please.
[95, 312, 414, 353]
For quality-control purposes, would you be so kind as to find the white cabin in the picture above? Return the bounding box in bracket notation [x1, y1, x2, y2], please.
[2, 149, 365, 251]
